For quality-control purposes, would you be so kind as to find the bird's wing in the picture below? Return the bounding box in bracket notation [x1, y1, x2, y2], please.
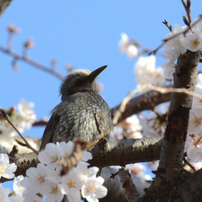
[39, 113, 60, 150]
[94, 109, 112, 135]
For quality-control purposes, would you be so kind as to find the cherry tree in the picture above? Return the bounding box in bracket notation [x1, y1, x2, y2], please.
[1, 0, 202, 201]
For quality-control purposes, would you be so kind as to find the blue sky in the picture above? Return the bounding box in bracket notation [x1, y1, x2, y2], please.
[1, 1, 201, 130]
[1, 0, 202, 194]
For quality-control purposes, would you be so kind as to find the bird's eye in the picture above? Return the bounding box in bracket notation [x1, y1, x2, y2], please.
[75, 79, 84, 86]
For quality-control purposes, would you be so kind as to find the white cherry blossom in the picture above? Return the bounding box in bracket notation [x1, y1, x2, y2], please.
[181, 29, 202, 52]
[38, 142, 61, 165]
[82, 176, 107, 202]
[127, 44, 139, 59]
[0, 153, 17, 179]
[118, 33, 130, 53]
[13, 175, 25, 197]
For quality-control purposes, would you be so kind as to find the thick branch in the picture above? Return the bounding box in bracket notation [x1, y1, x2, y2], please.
[1, 136, 163, 183]
[160, 50, 200, 178]
[141, 168, 202, 202]
[89, 136, 163, 167]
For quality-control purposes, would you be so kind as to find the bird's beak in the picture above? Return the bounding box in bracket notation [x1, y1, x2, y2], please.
[86, 65, 107, 83]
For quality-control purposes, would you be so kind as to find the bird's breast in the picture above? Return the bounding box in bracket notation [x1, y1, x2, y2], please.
[52, 92, 112, 143]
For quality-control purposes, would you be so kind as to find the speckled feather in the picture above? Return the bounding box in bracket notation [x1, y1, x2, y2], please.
[40, 67, 112, 150]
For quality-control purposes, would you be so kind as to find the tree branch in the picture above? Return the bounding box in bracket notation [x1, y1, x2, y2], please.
[0, 0, 13, 17]
[89, 135, 163, 167]
[111, 86, 171, 124]
[118, 167, 139, 202]
[0, 135, 163, 183]
[0, 46, 64, 80]
[140, 50, 200, 201]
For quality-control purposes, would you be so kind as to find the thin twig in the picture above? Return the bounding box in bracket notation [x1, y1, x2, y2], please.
[183, 157, 196, 172]
[0, 109, 38, 155]
[162, 20, 172, 32]
[181, 0, 192, 23]
[131, 37, 164, 57]
[0, 45, 64, 80]
[149, 15, 202, 55]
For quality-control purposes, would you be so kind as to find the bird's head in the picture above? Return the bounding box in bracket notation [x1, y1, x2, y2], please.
[60, 65, 107, 100]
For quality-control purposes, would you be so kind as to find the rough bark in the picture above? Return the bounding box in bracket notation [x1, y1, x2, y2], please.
[89, 135, 163, 167]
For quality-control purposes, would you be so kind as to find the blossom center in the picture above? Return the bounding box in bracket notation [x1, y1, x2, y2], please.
[22, 106, 28, 111]
[192, 39, 199, 46]
[0, 164, 7, 173]
[83, 171, 88, 175]
[37, 175, 45, 183]
[50, 155, 58, 162]
[51, 186, 58, 194]
[18, 186, 24, 192]
[68, 180, 75, 188]
[87, 185, 96, 193]
[156, 72, 161, 78]
[193, 117, 202, 126]
[148, 70, 154, 76]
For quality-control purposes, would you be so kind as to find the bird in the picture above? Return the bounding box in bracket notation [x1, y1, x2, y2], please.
[40, 65, 112, 150]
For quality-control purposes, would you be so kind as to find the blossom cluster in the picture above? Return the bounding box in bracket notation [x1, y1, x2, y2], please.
[139, 110, 166, 138]
[162, 17, 202, 80]
[111, 105, 169, 141]
[0, 99, 36, 137]
[134, 55, 166, 87]
[119, 33, 166, 87]
[0, 141, 107, 202]
[118, 33, 139, 59]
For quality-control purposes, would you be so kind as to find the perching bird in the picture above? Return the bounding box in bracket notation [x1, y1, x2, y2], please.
[40, 65, 112, 149]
